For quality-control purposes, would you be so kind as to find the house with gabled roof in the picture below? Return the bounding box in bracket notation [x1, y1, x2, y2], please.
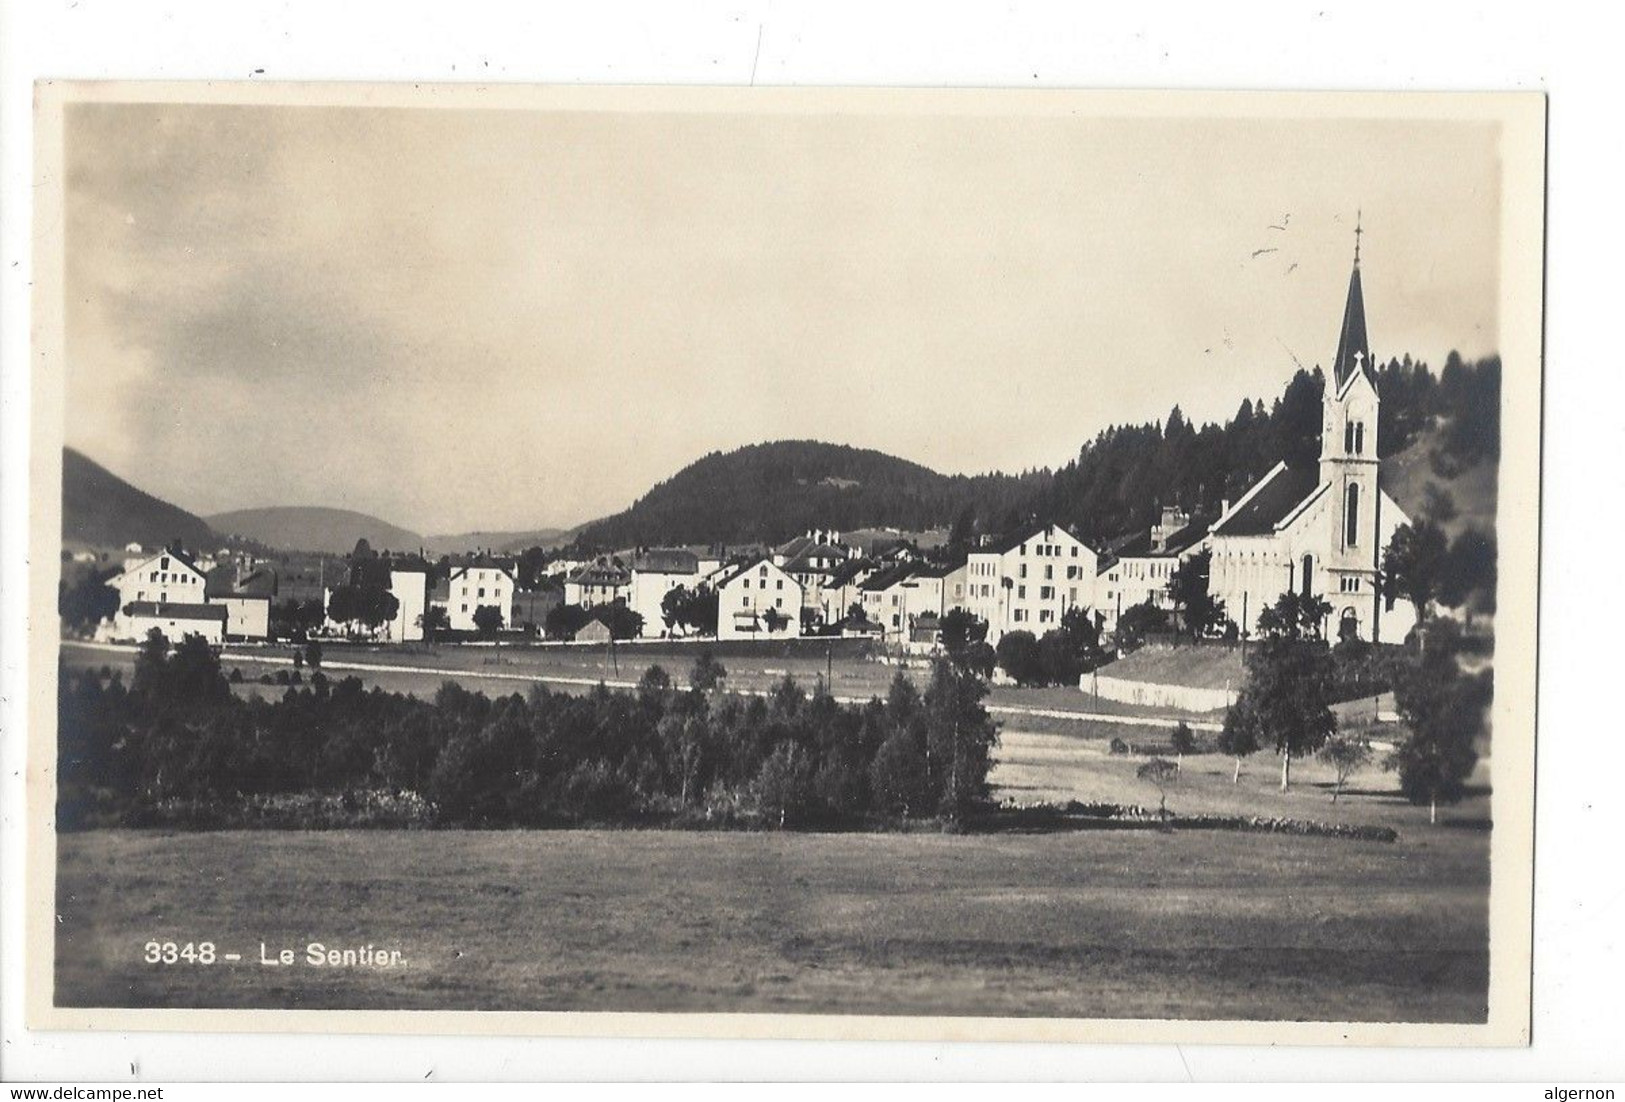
[715, 556, 803, 640]
[1208, 233, 1417, 643]
[960, 522, 1100, 644]
[442, 553, 517, 633]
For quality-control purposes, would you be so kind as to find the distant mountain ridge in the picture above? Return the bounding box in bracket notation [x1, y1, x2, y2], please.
[206, 507, 424, 556]
[62, 447, 215, 550]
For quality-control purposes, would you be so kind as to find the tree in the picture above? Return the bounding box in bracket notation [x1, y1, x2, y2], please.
[1387, 619, 1488, 823]
[1226, 590, 1338, 790]
[1170, 721, 1195, 773]
[938, 608, 989, 667]
[472, 603, 505, 640]
[326, 582, 400, 637]
[922, 658, 1000, 822]
[1217, 694, 1261, 783]
[1438, 527, 1496, 625]
[1169, 549, 1225, 638]
[596, 603, 644, 641]
[303, 639, 323, 671]
[1319, 733, 1372, 803]
[994, 630, 1045, 686]
[1137, 758, 1180, 823]
[689, 651, 727, 693]
[59, 567, 120, 631]
[761, 607, 790, 634]
[419, 605, 450, 645]
[1382, 520, 1449, 626]
[1115, 599, 1169, 655]
[755, 743, 815, 828]
[544, 602, 592, 640]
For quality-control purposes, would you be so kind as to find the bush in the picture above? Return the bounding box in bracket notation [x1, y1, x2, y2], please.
[995, 630, 1045, 686]
[1109, 737, 1130, 755]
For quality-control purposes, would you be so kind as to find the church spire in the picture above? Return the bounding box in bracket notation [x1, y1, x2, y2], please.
[1331, 215, 1370, 390]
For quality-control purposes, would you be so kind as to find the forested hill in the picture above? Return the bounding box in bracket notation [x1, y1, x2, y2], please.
[62, 447, 216, 550]
[573, 441, 1045, 548]
[572, 353, 1499, 552]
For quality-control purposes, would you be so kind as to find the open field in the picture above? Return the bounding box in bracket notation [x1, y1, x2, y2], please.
[55, 825, 1487, 1020]
[53, 640, 1487, 1021]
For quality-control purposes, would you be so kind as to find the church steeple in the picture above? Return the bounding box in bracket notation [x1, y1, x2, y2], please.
[1331, 215, 1370, 390]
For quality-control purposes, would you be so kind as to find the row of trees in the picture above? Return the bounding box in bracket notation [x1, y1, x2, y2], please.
[1219, 590, 1489, 820]
[58, 629, 1001, 830]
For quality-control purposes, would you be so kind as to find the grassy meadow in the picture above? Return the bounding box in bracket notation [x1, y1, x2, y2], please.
[53, 638, 1490, 1021]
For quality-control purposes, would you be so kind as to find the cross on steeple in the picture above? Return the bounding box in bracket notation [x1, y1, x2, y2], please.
[1354, 209, 1363, 267]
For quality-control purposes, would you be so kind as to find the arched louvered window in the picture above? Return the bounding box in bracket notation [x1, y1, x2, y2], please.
[1345, 484, 1361, 547]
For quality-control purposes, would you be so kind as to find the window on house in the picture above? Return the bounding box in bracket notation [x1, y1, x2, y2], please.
[1044, 565, 1053, 580]
[1017, 585, 1026, 599]
[1040, 586, 1054, 600]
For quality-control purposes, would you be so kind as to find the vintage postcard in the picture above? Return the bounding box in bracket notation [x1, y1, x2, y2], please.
[26, 83, 1544, 1044]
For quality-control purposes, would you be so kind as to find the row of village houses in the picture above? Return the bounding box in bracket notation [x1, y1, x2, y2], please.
[98, 236, 1419, 651]
[99, 507, 1218, 648]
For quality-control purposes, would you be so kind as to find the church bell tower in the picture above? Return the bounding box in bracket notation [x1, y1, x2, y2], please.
[1320, 216, 1383, 576]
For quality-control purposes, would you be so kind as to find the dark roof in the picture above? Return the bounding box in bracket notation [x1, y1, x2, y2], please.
[568, 562, 630, 586]
[123, 601, 227, 622]
[1211, 465, 1322, 537]
[205, 565, 278, 600]
[983, 522, 1086, 557]
[824, 558, 876, 588]
[912, 553, 968, 578]
[632, 548, 699, 574]
[448, 553, 516, 581]
[860, 562, 916, 592]
[1108, 517, 1212, 559]
[1332, 256, 1372, 391]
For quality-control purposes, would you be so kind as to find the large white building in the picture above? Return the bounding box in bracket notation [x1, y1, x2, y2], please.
[628, 548, 701, 637]
[715, 557, 803, 640]
[960, 523, 1101, 643]
[103, 549, 217, 642]
[441, 556, 517, 632]
[1208, 240, 1418, 643]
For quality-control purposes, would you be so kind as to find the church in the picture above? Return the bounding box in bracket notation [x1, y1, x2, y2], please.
[1207, 230, 1419, 644]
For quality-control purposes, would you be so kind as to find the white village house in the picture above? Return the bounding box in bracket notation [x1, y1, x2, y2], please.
[715, 557, 803, 640]
[960, 522, 1101, 644]
[1208, 239, 1419, 643]
[104, 548, 226, 643]
[439, 555, 517, 633]
[563, 560, 631, 609]
[627, 548, 701, 637]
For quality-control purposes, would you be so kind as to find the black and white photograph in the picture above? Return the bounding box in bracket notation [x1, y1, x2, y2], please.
[24, 83, 1544, 1044]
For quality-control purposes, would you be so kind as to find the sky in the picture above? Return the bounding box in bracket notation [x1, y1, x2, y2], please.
[63, 99, 1503, 535]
